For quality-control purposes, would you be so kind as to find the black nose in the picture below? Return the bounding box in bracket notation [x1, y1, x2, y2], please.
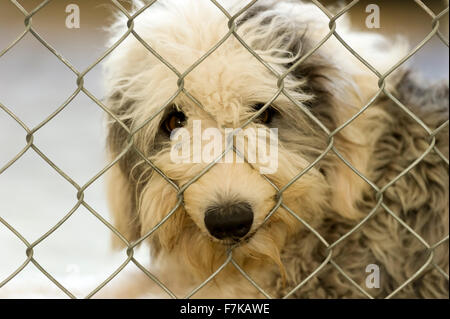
[204, 202, 254, 240]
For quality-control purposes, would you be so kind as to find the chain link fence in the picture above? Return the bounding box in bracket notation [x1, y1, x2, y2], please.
[0, 0, 448, 299]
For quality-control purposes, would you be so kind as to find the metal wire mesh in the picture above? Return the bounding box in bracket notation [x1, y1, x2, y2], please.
[0, 0, 448, 299]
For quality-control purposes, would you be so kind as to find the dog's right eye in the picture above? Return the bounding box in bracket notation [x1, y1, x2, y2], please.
[163, 111, 186, 133]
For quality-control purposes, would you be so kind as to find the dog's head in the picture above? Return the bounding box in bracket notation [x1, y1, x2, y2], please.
[104, 0, 407, 276]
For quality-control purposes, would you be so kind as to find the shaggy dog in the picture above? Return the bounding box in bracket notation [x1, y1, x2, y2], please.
[103, 0, 449, 298]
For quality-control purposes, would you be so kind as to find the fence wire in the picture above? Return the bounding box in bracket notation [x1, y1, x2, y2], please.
[0, 0, 448, 299]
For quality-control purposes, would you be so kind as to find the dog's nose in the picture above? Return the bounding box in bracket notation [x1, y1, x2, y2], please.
[204, 202, 253, 240]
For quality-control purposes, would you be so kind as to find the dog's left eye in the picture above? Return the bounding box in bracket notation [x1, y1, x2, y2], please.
[163, 111, 186, 133]
[253, 103, 275, 124]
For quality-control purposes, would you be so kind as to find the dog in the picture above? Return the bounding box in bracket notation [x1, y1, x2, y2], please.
[102, 0, 449, 298]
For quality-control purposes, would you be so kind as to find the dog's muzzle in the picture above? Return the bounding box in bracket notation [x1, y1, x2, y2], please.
[204, 201, 253, 241]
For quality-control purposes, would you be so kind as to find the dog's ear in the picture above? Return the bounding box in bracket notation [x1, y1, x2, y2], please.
[326, 131, 376, 220]
[278, 33, 375, 221]
[291, 61, 378, 221]
[290, 54, 388, 221]
[107, 164, 141, 248]
[237, 4, 389, 220]
[105, 91, 142, 247]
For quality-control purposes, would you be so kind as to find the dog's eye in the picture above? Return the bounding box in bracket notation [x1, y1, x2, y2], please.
[163, 111, 186, 133]
[253, 103, 274, 124]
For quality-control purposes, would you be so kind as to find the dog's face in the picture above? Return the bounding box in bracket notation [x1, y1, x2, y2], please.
[104, 0, 401, 275]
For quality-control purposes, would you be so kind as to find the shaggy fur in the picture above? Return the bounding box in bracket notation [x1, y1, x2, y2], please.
[102, 0, 448, 298]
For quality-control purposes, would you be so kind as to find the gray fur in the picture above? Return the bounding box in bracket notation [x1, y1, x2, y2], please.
[276, 73, 449, 298]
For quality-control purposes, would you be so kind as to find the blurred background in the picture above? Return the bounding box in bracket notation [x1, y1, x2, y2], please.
[0, 0, 448, 298]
